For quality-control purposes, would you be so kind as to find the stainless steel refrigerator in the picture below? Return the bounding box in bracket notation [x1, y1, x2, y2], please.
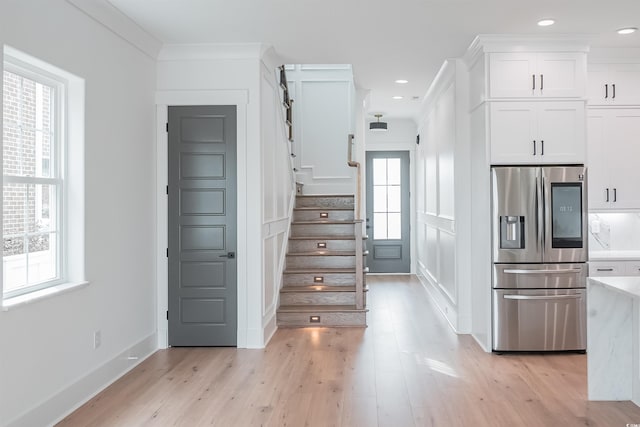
[491, 166, 587, 352]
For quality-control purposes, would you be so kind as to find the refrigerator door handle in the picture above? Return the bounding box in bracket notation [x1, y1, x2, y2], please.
[536, 169, 544, 256]
[503, 294, 582, 300]
[503, 268, 583, 274]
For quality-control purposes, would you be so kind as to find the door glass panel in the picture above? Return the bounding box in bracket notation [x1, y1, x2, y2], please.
[388, 213, 401, 239]
[373, 213, 387, 240]
[372, 157, 403, 240]
[387, 158, 401, 185]
[373, 186, 387, 212]
[551, 184, 582, 248]
[387, 186, 401, 212]
[373, 158, 387, 185]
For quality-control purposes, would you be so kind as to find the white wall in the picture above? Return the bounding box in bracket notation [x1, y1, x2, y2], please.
[0, 1, 157, 425]
[286, 65, 356, 195]
[415, 60, 472, 334]
[365, 118, 417, 273]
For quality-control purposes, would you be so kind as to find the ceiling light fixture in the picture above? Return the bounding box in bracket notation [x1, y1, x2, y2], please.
[369, 114, 388, 132]
[392, 95, 404, 100]
[618, 27, 638, 35]
[537, 19, 555, 27]
[395, 79, 409, 84]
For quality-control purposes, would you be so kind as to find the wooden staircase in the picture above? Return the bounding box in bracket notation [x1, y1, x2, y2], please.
[277, 194, 368, 327]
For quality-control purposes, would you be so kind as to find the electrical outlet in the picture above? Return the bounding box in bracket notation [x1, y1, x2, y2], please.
[93, 330, 101, 349]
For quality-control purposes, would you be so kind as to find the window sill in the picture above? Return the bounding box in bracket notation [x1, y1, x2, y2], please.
[2, 281, 90, 311]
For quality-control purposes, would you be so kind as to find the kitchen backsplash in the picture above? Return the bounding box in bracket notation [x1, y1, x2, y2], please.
[589, 212, 640, 251]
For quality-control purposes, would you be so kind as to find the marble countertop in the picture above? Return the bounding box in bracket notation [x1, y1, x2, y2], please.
[589, 276, 640, 299]
[590, 250, 640, 261]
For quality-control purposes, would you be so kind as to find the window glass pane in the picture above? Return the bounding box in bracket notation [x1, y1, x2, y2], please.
[3, 71, 55, 178]
[35, 184, 55, 232]
[373, 186, 387, 212]
[3, 182, 27, 244]
[3, 253, 27, 292]
[387, 185, 401, 213]
[373, 158, 387, 186]
[373, 213, 387, 240]
[27, 232, 57, 284]
[387, 158, 401, 185]
[388, 213, 402, 239]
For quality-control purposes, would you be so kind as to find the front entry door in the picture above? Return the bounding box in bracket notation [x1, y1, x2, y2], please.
[168, 105, 237, 346]
[365, 151, 410, 273]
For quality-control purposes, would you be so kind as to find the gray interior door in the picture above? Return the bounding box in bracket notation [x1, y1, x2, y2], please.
[168, 105, 237, 346]
[365, 151, 410, 273]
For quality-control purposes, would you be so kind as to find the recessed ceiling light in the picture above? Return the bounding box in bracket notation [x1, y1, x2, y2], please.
[392, 96, 404, 100]
[395, 79, 409, 84]
[537, 19, 555, 27]
[618, 27, 638, 35]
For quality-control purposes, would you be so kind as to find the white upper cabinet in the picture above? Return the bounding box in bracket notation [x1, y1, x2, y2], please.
[588, 63, 640, 106]
[490, 101, 585, 164]
[587, 109, 640, 210]
[489, 52, 587, 99]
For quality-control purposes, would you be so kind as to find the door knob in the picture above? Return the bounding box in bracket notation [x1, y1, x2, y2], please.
[219, 252, 235, 259]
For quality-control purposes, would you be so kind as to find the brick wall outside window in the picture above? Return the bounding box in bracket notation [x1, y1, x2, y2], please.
[2, 70, 52, 256]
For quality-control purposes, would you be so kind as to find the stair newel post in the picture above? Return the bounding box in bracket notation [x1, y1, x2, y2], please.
[354, 219, 364, 309]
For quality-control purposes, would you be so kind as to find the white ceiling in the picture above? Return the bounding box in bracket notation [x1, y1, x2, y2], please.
[106, 0, 640, 120]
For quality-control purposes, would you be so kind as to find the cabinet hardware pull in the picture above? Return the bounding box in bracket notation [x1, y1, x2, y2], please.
[614, 188, 617, 202]
[540, 74, 544, 91]
[541, 140, 544, 155]
[532, 74, 535, 90]
[533, 140, 536, 155]
[597, 268, 614, 272]
[613, 83, 616, 99]
[605, 84, 608, 99]
[606, 188, 609, 202]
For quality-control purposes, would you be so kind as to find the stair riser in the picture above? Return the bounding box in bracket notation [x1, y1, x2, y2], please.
[288, 239, 356, 252]
[283, 273, 356, 286]
[277, 311, 366, 327]
[293, 210, 354, 221]
[291, 223, 354, 237]
[280, 292, 355, 306]
[287, 255, 355, 269]
[295, 196, 354, 209]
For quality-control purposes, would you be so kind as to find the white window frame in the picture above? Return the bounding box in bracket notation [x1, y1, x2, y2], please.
[2, 61, 65, 298]
[1, 45, 86, 308]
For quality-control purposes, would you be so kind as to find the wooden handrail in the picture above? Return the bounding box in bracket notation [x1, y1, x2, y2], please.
[347, 134, 361, 221]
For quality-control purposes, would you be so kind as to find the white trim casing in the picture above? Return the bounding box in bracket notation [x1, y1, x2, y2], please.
[155, 90, 250, 349]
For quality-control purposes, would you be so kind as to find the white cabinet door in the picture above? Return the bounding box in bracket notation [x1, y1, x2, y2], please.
[610, 64, 640, 105]
[490, 101, 585, 164]
[489, 53, 537, 98]
[537, 53, 587, 98]
[489, 102, 536, 164]
[609, 109, 640, 209]
[587, 109, 640, 210]
[489, 52, 586, 99]
[587, 110, 610, 210]
[536, 101, 585, 163]
[588, 63, 640, 105]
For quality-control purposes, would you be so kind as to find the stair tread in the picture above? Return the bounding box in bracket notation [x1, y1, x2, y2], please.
[284, 267, 357, 274]
[288, 235, 357, 240]
[277, 305, 367, 313]
[293, 207, 354, 211]
[287, 250, 356, 256]
[293, 220, 358, 225]
[281, 285, 356, 292]
[296, 195, 354, 198]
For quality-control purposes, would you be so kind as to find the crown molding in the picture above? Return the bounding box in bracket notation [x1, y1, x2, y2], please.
[66, 0, 162, 59]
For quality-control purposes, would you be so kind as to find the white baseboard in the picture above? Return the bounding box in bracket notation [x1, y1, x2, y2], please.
[263, 313, 277, 346]
[7, 333, 158, 427]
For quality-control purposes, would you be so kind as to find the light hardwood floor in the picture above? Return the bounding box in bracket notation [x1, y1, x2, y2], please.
[59, 275, 640, 426]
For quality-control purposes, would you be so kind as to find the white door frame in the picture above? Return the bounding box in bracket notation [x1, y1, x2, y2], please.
[155, 90, 250, 348]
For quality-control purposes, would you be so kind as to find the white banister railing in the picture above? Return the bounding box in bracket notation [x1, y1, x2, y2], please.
[347, 133, 361, 220]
